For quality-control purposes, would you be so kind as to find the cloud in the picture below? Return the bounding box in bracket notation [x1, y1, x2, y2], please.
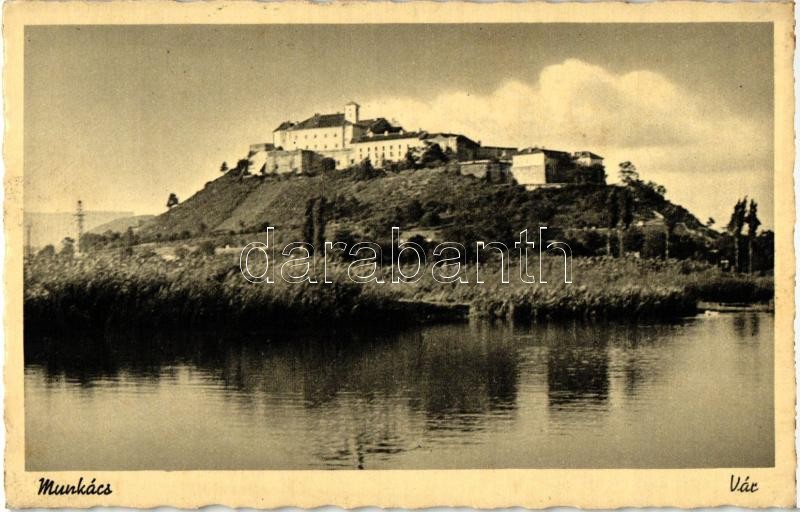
[359, 58, 773, 226]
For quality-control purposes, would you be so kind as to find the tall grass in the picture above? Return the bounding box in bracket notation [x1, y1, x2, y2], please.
[25, 254, 394, 333]
[25, 252, 773, 331]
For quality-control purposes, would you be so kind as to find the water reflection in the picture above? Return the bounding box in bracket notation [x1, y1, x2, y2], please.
[546, 334, 609, 408]
[24, 313, 774, 470]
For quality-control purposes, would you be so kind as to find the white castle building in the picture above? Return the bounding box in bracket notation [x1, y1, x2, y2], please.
[269, 102, 429, 169]
[247, 102, 604, 187]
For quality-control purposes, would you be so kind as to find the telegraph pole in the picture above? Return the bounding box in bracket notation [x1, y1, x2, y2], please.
[75, 200, 85, 256]
[25, 223, 32, 259]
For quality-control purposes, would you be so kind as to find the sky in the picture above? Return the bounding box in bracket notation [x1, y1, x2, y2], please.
[24, 23, 774, 228]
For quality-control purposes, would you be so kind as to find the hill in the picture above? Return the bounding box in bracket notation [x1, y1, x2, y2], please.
[24, 210, 134, 249]
[137, 167, 715, 256]
[89, 214, 156, 235]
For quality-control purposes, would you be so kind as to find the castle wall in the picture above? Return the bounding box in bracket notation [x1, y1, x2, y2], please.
[273, 126, 346, 152]
[351, 135, 427, 167]
[459, 160, 511, 181]
[511, 153, 548, 186]
[250, 149, 322, 175]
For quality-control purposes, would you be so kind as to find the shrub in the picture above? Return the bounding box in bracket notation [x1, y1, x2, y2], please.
[420, 211, 441, 227]
[194, 240, 216, 257]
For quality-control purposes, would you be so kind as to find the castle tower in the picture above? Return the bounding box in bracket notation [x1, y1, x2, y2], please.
[345, 101, 360, 124]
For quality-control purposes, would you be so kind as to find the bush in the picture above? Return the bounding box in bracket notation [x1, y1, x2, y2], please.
[194, 240, 216, 257]
[420, 211, 441, 227]
[405, 199, 424, 224]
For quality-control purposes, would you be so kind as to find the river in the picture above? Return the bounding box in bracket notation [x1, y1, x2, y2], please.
[24, 312, 773, 470]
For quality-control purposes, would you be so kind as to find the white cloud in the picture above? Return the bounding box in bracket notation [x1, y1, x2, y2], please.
[360, 58, 773, 227]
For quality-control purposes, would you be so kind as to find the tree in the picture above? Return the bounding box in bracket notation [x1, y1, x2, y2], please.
[404, 148, 418, 170]
[352, 158, 378, 181]
[604, 188, 620, 256]
[300, 196, 329, 253]
[618, 161, 639, 184]
[166, 193, 179, 209]
[646, 181, 667, 197]
[404, 199, 424, 224]
[420, 210, 441, 227]
[642, 230, 665, 259]
[302, 198, 316, 247]
[125, 226, 136, 249]
[726, 198, 747, 272]
[235, 158, 251, 177]
[663, 209, 679, 260]
[664, 219, 677, 260]
[706, 217, 716, 229]
[313, 196, 328, 250]
[419, 143, 447, 168]
[37, 244, 55, 259]
[60, 237, 75, 259]
[617, 188, 635, 256]
[194, 240, 215, 257]
[220, 161, 229, 173]
[745, 199, 761, 275]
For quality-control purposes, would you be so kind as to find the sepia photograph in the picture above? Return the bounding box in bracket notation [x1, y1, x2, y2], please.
[4, 1, 796, 509]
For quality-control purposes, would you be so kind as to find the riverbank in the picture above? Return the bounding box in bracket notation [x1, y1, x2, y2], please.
[24, 252, 773, 331]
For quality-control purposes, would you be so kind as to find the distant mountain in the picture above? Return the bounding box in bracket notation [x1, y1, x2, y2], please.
[88, 215, 156, 235]
[24, 211, 134, 250]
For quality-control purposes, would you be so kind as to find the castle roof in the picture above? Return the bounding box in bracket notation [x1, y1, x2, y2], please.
[351, 131, 427, 143]
[518, 147, 572, 158]
[274, 110, 403, 134]
[574, 150, 604, 159]
[356, 118, 401, 133]
[426, 132, 480, 146]
[273, 121, 295, 132]
[294, 113, 347, 130]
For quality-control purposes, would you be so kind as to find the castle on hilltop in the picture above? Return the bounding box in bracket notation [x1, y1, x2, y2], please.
[247, 102, 605, 188]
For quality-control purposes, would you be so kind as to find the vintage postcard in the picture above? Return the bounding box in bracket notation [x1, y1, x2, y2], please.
[3, 0, 796, 508]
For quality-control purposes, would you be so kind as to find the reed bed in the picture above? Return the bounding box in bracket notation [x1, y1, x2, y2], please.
[24, 252, 773, 331]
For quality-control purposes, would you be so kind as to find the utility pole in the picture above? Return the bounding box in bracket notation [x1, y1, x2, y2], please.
[25, 223, 32, 259]
[75, 200, 85, 256]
